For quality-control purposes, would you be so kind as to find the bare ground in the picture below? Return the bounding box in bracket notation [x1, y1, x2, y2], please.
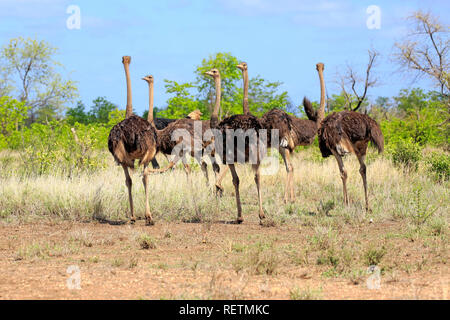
[0, 219, 448, 300]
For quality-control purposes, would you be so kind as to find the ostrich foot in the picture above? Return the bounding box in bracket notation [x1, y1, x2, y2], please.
[215, 185, 224, 197]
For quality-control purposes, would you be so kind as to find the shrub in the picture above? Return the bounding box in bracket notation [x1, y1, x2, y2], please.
[426, 152, 450, 181]
[138, 234, 157, 250]
[363, 246, 386, 266]
[391, 139, 422, 171]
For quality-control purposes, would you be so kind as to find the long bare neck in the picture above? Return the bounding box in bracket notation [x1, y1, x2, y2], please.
[211, 76, 221, 128]
[243, 69, 249, 115]
[316, 63, 326, 128]
[147, 81, 154, 125]
[123, 59, 133, 118]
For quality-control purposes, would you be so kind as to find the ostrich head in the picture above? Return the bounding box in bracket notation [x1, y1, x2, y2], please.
[205, 68, 220, 79]
[122, 56, 131, 64]
[142, 75, 154, 83]
[237, 62, 248, 71]
[187, 109, 203, 120]
[316, 62, 324, 72]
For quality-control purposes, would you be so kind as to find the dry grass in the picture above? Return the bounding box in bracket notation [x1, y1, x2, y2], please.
[0, 149, 447, 228]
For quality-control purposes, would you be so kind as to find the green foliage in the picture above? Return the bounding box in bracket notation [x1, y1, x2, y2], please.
[158, 80, 204, 119]
[246, 75, 290, 116]
[410, 185, 438, 225]
[390, 139, 422, 172]
[6, 121, 109, 176]
[195, 52, 241, 117]
[0, 37, 78, 122]
[382, 89, 448, 147]
[426, 152, 450, 181]
[67, 97, 118, 125]
[0, 96, 29, 149]
[363, 246, 386, 266]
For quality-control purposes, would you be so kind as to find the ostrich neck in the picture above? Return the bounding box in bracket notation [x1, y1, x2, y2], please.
[317, 67, 326, 128]
[211, 77, 221, 128]
[124, 62, 133, 118]
[243, 69, 249, 115]
[147, 81, 154, 124]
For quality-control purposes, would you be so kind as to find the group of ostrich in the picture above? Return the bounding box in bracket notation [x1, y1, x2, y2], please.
[108, 56, 384, 226]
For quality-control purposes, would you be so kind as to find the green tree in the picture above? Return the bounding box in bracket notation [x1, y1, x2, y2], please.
[239, 75, 290, 117]
[158, 80, 204, 119]
[87, 97, 117, 123]
[195, 52, 241, 118]
[66, 101, 89, 125]
[0, 37, 78, 123]
[195, 52, 290, 118]
[0, 96, 29, 149]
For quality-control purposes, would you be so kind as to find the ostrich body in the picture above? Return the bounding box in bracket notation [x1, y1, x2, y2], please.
[206, 68, 267, 224]
[267, 63, 326, 202]
[217, 62, 326, 203]
[150, 110, 202, 169]
[318, 110, 384, 211]
[142, 77, 221, 186]
[107, 56, 157, 225]
[317, 61, 384, 211]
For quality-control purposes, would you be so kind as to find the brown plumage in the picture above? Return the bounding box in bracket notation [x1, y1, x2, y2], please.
[206, 66, 267, 224]
[317, 85, 384, 211]
[107, 56, 157, 225]
[142, 77, 222, 189]
[318, 111, 384, 158]
[243, 63, 326, 203]
[150, 110, 203, 169]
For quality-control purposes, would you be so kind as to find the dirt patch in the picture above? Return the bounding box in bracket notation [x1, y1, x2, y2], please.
[0, 220, 447, 299]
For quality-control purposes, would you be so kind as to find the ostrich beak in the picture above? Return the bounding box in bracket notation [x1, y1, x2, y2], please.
[236, 64, 244, 70]
[204, 71, 213, 77]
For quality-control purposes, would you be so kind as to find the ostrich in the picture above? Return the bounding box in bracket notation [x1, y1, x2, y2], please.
[246, 62, 327, 203]
[215, 62, 326, 203]
[150, 109, 203, 169]
[142, 76, 222, 188]
[317, 68, 384, 212]
[107, 56, 158, 225]
[205, 68, 267, 224]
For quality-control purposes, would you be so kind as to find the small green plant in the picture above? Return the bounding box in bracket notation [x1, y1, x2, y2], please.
[138, 234, 157, 250]
[232, 241, 279, 275]
[111, 258, 124, 267]
[289, 286, 322, 300]
[128, 256, 139, 269]
[391, 139, 422, 172]
[426, 152, 450, 181]
[317, 200, 335, 216]
[363, 245, 386, 266]
[411, 185, 438, 225]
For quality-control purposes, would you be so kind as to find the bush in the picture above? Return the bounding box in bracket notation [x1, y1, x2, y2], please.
[391, 139, 422, 172]
[426, 152, 450, 181]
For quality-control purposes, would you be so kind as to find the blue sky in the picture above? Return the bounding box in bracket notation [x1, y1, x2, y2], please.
[0, 0, 448, 115]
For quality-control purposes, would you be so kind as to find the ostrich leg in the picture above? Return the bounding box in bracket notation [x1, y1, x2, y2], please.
[357, 154, 369, 212]
[228, 164, 243, 223]
[122, 164, 136, 223]
[151, 158, 160, 169]
[280, 148, 295, 203]
[200, 160, 209, 185]
[252, 163, 266, 221]
[142, 165, 154, 225]
[332, 151, 349, 205]
[214, 164, 229, 197]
